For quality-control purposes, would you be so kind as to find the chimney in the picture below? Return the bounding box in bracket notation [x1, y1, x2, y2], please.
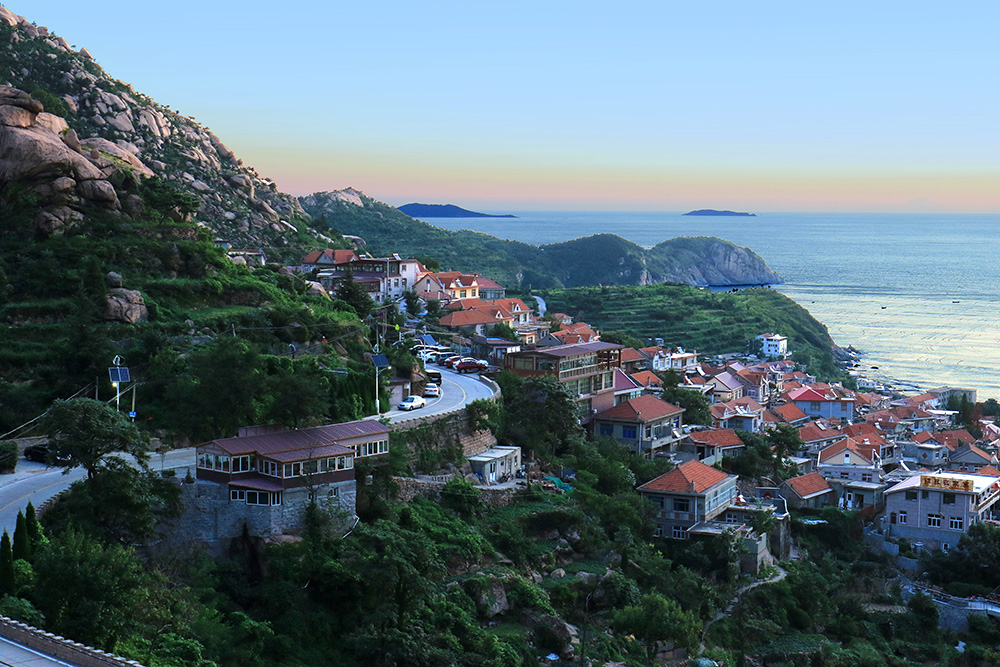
[689, 481, 696, 493]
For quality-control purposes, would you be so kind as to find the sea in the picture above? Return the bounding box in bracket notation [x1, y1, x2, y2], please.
[422, 211, 1000, 400]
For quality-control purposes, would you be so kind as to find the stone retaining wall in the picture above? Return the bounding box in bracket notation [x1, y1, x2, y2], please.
[394, 476, 519, 509]
[0, 615, 146, 667]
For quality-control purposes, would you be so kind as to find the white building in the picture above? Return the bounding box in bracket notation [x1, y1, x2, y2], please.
[756, 333, 788, 358]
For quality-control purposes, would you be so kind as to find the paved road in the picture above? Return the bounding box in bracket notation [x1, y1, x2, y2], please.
[379, 366, 497, 425]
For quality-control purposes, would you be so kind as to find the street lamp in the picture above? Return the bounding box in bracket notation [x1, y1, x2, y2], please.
[371, 353, 390, 414]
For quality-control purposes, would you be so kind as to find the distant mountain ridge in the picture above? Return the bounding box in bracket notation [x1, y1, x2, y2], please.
[398, 203, 517, 219]
[684, 209, 756, 217]
[300, 191, 784, 289]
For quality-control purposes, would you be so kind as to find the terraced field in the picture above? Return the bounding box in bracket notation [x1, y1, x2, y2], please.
[539, 283, 841, 377]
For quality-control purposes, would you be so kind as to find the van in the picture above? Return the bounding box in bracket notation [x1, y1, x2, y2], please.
[426, 369, 443, 384]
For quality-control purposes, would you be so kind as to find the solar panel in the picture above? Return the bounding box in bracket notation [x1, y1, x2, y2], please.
[108, 367, 131, 383]
[371, 354, 390, 369]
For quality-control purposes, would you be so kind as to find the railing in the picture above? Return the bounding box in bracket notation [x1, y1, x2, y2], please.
[558, 363, 614, 380]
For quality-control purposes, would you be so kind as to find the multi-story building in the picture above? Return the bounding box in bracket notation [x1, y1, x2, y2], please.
[756, 333, 788, 358]
[592, 394, 685, 458]
[638, 460, 739, 539]
[884, 471, 1000, 551]
[308, 251, 425, 304]
[504, 341, 622, 419]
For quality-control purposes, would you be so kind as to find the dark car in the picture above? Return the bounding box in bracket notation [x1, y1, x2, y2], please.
[23, 443, 68, 464]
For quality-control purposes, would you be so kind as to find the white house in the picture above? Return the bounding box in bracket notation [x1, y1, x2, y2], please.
[757, 333, 788, 358]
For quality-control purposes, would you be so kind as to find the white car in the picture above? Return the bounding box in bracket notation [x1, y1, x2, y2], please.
[423, 383, 442, 398]
[398, 395, 427, 411]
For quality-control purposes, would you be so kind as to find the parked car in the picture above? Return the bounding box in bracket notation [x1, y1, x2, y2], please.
[398, 395, 427, 411]
[23, 444, 70, 464]
[443, 356, 464, 368]
[456, 359, 489, 373]
[423, 383, 442, 398]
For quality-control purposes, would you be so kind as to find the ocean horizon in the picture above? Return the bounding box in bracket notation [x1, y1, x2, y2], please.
[420, 210, 1000, 400]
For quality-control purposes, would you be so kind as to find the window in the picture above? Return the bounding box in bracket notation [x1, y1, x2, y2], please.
[943, 493, 956, 505]
[599, 423, 614, 437]
[927, 514, 942, 528]
[622, 425, 637, 439]
[922, 491, 929, 500]
[673, 498, 690, 513]
[303, 460, 319, 474]
[672, 525, 688, 539]
[898, 510, 907, 524]
[283, 462, 302, 478]
[950, 516, 964, 530]
[232, 456, 252, 473]
[653, 525, 662, 537]
[230, 489, 246, 501]
[905, 490, 917, 501]
[840, 472, 849, 479]
[862, 473, 873, 482]
[259, 459, 279, 477]
[809, 401, 820, 411]
[460, 290, 467, 298]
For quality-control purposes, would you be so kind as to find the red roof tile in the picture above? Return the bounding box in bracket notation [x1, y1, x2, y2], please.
[596, 395, 683, 422]
[784, 472, 832, 499]
[639, 459, 733, 495]
[688, 428, 744, 448]
[631, 370, 663, 388]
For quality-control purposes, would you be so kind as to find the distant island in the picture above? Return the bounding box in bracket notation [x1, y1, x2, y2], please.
[398, 203, 518, 219]
[684, 209, 756, 217]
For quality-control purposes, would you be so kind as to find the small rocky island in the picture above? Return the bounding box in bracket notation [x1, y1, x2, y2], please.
[398, 203, 517, 219]
[684, 209, 756, 217]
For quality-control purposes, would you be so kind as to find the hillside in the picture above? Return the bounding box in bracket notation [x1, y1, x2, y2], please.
[539, 283, 843, 377]
[0, 8, 341, 259]
[301, 193, 783, 290]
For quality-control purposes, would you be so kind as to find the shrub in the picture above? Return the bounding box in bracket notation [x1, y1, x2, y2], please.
[0, 441, 16, 473]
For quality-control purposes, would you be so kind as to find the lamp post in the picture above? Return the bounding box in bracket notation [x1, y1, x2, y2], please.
[371, 353, 391, 414]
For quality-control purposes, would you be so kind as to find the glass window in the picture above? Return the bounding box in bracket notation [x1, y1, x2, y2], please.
[622, 425, 637, 439]
[672, 525, 688, 539]
[599, 423, 614, 437]
[927, 514, 942, 528]
[943, 493, 956, 505]
[949, 516, 964, 530]
[898, 510, 907, 524]
[673, 498, 690, 512]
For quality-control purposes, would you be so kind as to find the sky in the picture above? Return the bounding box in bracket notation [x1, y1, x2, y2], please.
[10, 1, 1000, 212]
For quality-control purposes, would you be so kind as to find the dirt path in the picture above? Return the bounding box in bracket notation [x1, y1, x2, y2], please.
[699, 564, 787, 656]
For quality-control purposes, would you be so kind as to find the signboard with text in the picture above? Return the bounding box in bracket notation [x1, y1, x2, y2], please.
[920, 475, 973, 492]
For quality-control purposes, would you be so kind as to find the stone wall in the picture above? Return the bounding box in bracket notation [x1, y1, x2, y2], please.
[391, 378, 501, 461]
[394, 476, 520, 509]
[168, 479, 356, 550]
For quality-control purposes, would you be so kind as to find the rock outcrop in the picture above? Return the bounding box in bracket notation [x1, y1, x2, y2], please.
[0, 8, 312, 249]
[103, 288, 149, 324]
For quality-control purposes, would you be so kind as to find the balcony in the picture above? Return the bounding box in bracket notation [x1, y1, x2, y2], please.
[558, 362, 615, 381]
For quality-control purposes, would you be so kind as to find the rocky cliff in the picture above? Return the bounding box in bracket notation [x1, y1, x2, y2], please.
[0, 8, 316, 251]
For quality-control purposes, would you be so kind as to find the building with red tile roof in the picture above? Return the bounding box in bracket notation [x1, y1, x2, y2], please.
[680, 428, 745, 465]
[764, 402, 810, 427]
[593, 395, 685, 457]
[780, 472, 834, 509]
[638, 460, 739, 539]
[630, 370, 664, 390]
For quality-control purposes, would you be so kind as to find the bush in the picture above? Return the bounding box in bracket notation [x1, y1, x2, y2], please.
[0, 441, 16, 473]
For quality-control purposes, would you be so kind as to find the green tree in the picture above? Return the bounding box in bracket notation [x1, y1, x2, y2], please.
[495, 373, 583, 458]
[261, 361, 330, 428]
[172, 337, 261, 440]
[24, 502, 42, 550]
[0, 531, 12, 595]
[33, 527, 147, 651]
[612, 593, 701, 656]
[12, 511, 28, 562]
[39, 398, 149, 479]
[487, 322, 518, 341]
[402, 290, 422, 316]
[336, 273, 376, 319]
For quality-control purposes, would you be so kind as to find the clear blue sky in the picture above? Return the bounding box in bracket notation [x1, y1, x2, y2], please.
[11, 1, 1000, 212]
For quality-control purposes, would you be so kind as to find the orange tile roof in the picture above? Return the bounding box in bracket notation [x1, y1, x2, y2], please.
[784, 472, 832, 499]
[631, 370, 663, 388]
[819, 438, 874, 464]
[976, 465, 1000, 477]
[620, 347, 645, 363]
[688, 428, 744, 448]
[596, 395, 683, 422]
[638, 459, 733, 495]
